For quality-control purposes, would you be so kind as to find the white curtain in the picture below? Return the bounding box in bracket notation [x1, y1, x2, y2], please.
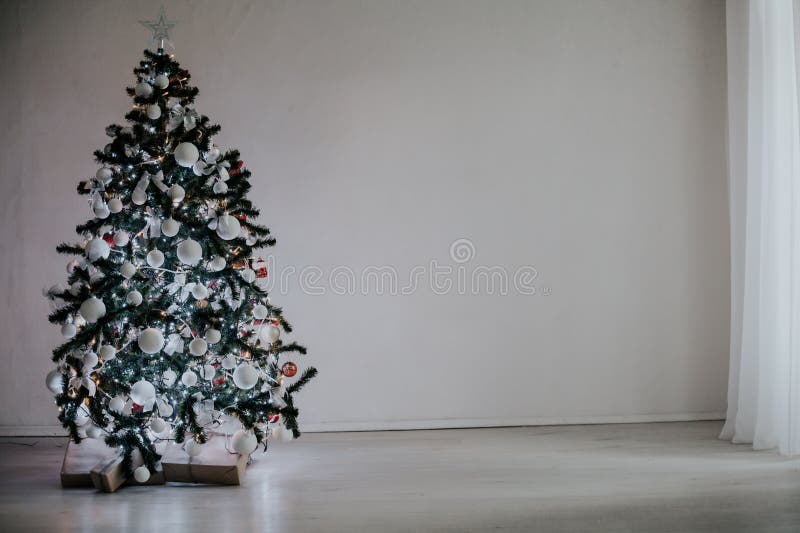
[721, 0, 800, 455]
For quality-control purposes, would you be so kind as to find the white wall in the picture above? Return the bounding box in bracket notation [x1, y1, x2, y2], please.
[0, 0, 729, 434]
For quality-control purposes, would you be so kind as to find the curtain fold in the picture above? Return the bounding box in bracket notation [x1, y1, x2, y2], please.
[722, 0, 800, 455]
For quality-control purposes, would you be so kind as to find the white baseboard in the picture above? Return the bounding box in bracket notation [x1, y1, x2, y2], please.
[0, 412, 725, 437]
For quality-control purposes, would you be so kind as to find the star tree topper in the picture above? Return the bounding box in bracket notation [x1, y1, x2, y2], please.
[139, 6, 176, 50]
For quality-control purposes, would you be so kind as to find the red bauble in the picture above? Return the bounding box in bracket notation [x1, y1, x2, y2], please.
[102, 233, 115, 246]
[212, 377, 225, 387]
[131, 403, 143, 412]
[281, 362, 297, 378]
[267, 414, 280, 424]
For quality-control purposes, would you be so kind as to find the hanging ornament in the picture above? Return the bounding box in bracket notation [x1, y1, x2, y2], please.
[79, 297, 106, 323]
[240, 268, 256, 283]
[98, 344, 116, 361]
[46, 369, 63, 394]
[108, 396, 125, 413]
[168, 184, 185, 203]
[107, 197, 123, 213]
[133, 466, 151, 483]
[231, 430, 258, 455]
[167, 105, 200, 132]
[126, 290, 143, 306]
[131, 188, 147, 205]
[137, 328, 165, 354]
[162, 369, 178, 387]
[174, 142, 199, 167]
[96, 167, 113, 183]
[190, 284, 208, 300]
[176, 239, 202, 265]
[189, 338, 208, 356]
[259, 324, 280, 345]
[253, 257, 268, 278]
[181, 370, 198, 387]
[146, 104, 162, 120]
[113, 231, 130, 247]
[253, 304, 268, 320]
[207, 255, 226, 272]
[205, 328, 221, 344]
[85, 238, 110, 262]
[215, 214, 241, 241]
[150, 417, 167, 434]
[134, 82, 153, 97]
[130, 380, 156, 405]
[213, 181, 228, 194]
[154, 74, 170, 89]
[121, 261, 137, 279]
[221, 354, 236, 370]
[83, 351, 99, 369]
[229, 160, 244, 177]
[202, 364, 216, 380]
[93, 201, 110, 219]
[146, 249, 165, 268]
[281, 362, 298, 378]
[161, 218, 180, 237]
[61, 323, 76, 338]
[233, 363, 258, 390]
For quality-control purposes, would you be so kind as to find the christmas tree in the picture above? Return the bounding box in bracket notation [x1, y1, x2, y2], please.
[44, 23, 316, 481]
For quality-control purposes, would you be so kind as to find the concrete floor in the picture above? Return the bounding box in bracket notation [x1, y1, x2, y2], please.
[1, 421, 799, 532]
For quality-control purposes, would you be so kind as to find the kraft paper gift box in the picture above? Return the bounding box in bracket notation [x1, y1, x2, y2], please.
[89, 452, 166, 493]
[161, 435, 248, 485]
[60, 438, 116, 488]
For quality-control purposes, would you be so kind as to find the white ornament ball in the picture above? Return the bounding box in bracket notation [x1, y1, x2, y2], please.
[215, 214, 241, 241]
[174, 142, 199, 168]
[130, 380, 156, 405]
[131, 188, 147, 205]
[161, 218, 180, 237]
[168, 184, 185, 203]
[133, 466, 151, 483]
[86, 425, 103, 439]
[202, 364, 216, 380]
[176, 239, 202, 265]
[154, 74, 169, 89]
[108, 197, 123, 213]
[134, 82, 153, 97]
[205, 328, 221, 344]
[93, 203, 110, 219]
[98, 344, 116, 361]
[240, 268, 256, 283]
[109, 396, 125, 413]
[162, 369, 177, 387]
[191, 284, 208, 300]
[113, 231, 129, 246]
[147, 249, 165, 268]
[150, 417, 167, 434]
[212, 181, 228, 194]
[79, 297, 106, 323]
[221, 354, 236, 370]
[121, 261, 137, 279]
[181, 370, 198, 387]
[231, 430, 258, 455]
[146, 104, 161, 120]
[208, 255, 226, 272]
[83, 351, 99, 369]
[46, 369, 63, 394]
[189, 337, 208, 356]
[253, 304, 268, 320]
[75, 410, 90, 426]
[126, 290, 143, 306]
[185, 440, 203, 457]
[96, 167, 113, 182]
[259, 324, 281, 345]
[85, 238, 110, 262]
[61, 323, 76, 338]
[157, 400, 174, 418]
[137, 328, 164, 354]
[233, 363, 259, 390]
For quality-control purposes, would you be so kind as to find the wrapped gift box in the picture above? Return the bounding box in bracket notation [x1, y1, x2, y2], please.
[89, 450, 165, 493]
[161, 436, 248, 485]
[60, 438, 116, 488]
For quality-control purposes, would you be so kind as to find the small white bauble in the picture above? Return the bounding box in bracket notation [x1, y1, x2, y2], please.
[121, 261, 137, 279]
[240, 268, 256, 283]
[189, 337, 208, 356]
[83, 351, 99, 369]
[85, 238, 110, 262]
[202, 364, 216, 380]
[126, 290, 143, 306]
[231, 430, 258, 455]
[131, 188, 147, 205]
[93, 203, 110, 219]
[176, 239, 202, 265]
[212, 181, 228, 194]
[134, 82, 153, 97]
[79, 297, 106, 323]
[215, 214, 241, 241]
[75, 410, 90, 426]
[185, 439, 203, 457]
[133, 466, 151, 483]
[191, 284, 208, 300]
[253, 304, 268, 320]
[181, 370, 198, 387]
[168, 184, 185, 203]
[108, 395, 125, 413]
[259, 324, 281, 345]
[86, 425, 103, 439]
[130, 380, 156, 405]
[205, 328, 221, 344]
[208, 255, 226, 272]
[98, 344, 116, 361]
[174, 142, 199, 167]
[162, 369, 177, 387]
[46, 369, 63, 394]
[146, 104, 162, 120]
[150, 417, 167, 434]
[61, 323, 76, 338]
[221, 354, 236, 370]
[113, 231, 129, 247]
[146, 249, 165, 268]
[157, 399, 174, 417]
[233, 363, 259, 390]
[108, 197, 123, 213]
[138, 328, 164, 354]
[154, 74, 169, 89]
[96, 167, 113, 182]
[161, 218, 180, 237]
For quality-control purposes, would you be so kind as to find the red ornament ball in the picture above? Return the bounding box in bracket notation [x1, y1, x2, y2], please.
[267, 414, 280, 424]
[281, 362, 297, 378]
[102, 233, 115, 246]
